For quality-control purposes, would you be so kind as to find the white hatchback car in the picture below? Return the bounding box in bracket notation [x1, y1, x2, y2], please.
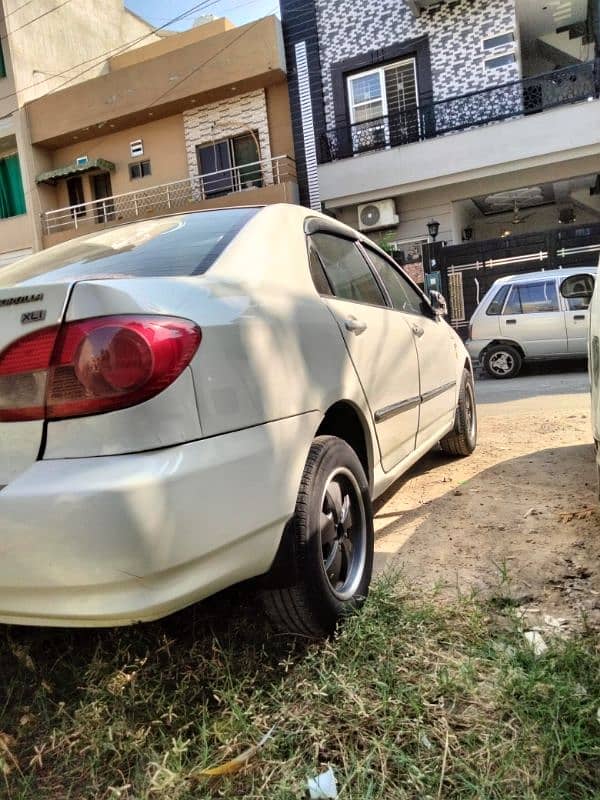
[0, 205, 476, 636]
[467, 267, 597, 378]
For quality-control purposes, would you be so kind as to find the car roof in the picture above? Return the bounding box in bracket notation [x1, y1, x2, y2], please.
[490, 266, 597, 287]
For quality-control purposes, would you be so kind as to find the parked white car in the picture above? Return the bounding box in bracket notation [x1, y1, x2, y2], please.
[560, 262, 600, 481]
[467, 267, 597, 378]
[0, 205, 476, 636]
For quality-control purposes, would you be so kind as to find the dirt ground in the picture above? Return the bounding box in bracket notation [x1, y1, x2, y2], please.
[373, 366, 600, 632]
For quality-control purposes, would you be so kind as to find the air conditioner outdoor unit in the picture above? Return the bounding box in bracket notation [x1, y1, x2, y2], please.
[358, 199, 399, 232]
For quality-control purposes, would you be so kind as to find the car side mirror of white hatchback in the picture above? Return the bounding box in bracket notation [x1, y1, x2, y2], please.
[560, 274, 595, 300]
[429, 290, 448, 317]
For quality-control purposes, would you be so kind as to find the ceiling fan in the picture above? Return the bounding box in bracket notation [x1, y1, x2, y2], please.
[484, 201, 534, 226]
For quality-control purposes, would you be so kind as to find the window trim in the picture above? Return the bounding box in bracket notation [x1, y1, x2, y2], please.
[330, 35, 434, 144]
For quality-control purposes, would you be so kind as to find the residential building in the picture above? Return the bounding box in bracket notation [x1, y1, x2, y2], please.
[281, 0, 600, 330]
[0, 0, 160, 266]
[23, 15, 296, 249]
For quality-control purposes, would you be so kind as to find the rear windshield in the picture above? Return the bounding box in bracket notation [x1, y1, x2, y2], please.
[0, 208, 259, 288]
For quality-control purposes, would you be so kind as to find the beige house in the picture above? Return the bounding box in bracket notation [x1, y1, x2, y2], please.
[0, 0, 160, 265]
[23, 15, 296, 249]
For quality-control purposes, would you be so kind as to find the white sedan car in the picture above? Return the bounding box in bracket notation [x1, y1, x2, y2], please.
[0, 204, 476, 636]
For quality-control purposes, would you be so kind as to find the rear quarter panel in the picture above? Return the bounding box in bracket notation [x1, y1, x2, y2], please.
[56, 206, 377, 467]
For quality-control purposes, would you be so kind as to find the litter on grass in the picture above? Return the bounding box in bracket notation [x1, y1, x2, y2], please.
[196, 725, 276, 777]
[307, 766, 338, 799]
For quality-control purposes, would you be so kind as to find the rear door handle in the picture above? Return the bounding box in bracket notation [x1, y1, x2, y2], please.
[344, 316, 367, 335]
[505, 319, 517, 325]
[412, 324, 424, 337]
[574, 315, 586, 321]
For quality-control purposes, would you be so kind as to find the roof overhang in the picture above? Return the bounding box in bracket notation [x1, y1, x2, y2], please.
[36, 158, 115, 185]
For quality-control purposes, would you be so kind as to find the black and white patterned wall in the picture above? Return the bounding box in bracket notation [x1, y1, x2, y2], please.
[315, 0, 519, 130]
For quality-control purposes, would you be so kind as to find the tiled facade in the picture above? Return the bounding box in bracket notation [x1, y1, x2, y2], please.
[183, 89, 273, 181]
[316, 0, 519, 129]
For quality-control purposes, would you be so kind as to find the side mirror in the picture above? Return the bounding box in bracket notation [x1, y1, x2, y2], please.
[560, 274, 595, 300]
[430, 290, 448, 317]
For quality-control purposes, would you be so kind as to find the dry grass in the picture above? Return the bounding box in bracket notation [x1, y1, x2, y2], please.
[1, 574, 599, 799]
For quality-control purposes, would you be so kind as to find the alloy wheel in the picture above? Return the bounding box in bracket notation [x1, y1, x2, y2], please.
[319, 467, 367, 600]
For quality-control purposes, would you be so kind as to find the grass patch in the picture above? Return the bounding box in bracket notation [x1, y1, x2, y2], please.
[1, 575, 599, 799]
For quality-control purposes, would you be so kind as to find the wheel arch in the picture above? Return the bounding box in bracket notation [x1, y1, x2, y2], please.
[482, 339, 526, 359]
[315, 400, 374, 490]
[262, 400, 375, 591]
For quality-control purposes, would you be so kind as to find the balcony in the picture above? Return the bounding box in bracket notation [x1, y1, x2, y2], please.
[319, 61, 600, 164]
[41, 155, 297, 241]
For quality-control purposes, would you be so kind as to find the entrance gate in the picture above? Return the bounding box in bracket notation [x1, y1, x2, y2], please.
[434, 222, 600, 336]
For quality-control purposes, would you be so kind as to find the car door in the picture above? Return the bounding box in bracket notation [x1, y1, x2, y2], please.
[560, 273, 595, 355]
[500, 278, 567, 356]
[310, 232, 420, 471]
[362, 245, 458, 447]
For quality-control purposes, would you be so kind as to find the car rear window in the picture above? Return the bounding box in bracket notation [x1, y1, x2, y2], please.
[0, 208, 259, 288]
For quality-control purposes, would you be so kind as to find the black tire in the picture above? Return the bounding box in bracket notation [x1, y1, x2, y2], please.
[440, 369, 477, 457]
[482, 344, 522, 379]
[262, 435, 374, 638]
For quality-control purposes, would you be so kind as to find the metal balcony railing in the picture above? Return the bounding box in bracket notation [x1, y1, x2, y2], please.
[319, 60, 600, 163]
[41, 155, 296, 235]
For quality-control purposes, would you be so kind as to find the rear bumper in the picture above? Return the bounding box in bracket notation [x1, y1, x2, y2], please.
[0, 412, 319, 627]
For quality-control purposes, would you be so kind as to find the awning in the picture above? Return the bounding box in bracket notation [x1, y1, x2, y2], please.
[36, 158, 116, 185]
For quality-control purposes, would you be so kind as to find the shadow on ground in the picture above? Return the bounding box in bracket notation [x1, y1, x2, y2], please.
[373, 442, 599, 622]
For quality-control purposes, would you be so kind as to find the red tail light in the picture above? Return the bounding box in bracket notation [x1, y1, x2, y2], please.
[0, 316, 201, 422]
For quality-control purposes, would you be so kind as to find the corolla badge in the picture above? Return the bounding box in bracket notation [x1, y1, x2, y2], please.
[0, 293, 44, 307]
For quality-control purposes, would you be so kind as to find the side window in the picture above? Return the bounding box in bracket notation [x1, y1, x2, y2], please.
[311, 233, 386, 306]
[561, 275, 594, 311]
[308, 246, 333, 296]
[363, 246, 424, 315]
[486, 285, 510, 315]
[503, 281, 559, 315]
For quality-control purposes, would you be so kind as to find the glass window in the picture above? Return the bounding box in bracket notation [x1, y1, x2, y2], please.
[128, 160, 151, 180]
[486, 284, 510, 315]
[0, 41, 5, 78]
[311, 233, 385, 306]
[363, 246, 424, 315]
[0, 208, 260, 287]
[348, 72, 384, 123]
[308, 247, 333, 296]
[0, 154, 26, 219]
[503, 280, 559, 315]
[566, 296, 591, 311]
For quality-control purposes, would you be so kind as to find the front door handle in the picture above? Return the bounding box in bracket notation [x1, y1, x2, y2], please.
[344, 316, 367, 335]
[412, 324, 424, 337]
[574, 314, 586, 321]
[505, 319, 517, 325]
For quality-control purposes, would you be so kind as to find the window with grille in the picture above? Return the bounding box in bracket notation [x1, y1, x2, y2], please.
[346, 59, 419, 152]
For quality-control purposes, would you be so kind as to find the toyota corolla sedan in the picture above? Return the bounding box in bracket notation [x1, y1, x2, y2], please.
[0, 204, 477, 636]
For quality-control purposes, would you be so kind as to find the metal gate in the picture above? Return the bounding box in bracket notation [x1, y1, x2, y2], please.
[435, 222, 600, 336]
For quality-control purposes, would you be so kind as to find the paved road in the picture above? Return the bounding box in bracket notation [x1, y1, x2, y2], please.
[475, 365, 590, 416]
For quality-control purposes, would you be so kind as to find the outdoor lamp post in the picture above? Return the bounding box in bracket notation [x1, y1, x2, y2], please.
[424, 220, 441, 296]
[427, 219, 440, 241]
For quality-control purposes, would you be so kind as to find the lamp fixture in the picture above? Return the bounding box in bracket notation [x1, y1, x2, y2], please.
[427, 219, 440, 241]
[462, 226, 473, 241]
